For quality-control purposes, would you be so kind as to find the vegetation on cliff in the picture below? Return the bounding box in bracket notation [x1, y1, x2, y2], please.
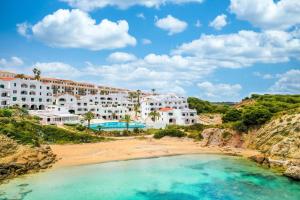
[0, 107, 106, 146]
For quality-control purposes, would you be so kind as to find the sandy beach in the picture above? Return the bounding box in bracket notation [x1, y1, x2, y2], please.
[50, 137, 259, 168]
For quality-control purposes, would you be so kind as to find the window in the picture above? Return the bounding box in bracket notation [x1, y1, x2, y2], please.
[31, 98, 34, 102]
[21, 97, 26, 102]
[13, 90, 17, 94]
[14, 83, 17, 87]
[39, 98, 42, 102]
[13, 97, 17, 101]
[0, 84, 4, 89]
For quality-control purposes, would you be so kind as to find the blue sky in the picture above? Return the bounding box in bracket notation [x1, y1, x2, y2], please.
[0, 0, 299, 102]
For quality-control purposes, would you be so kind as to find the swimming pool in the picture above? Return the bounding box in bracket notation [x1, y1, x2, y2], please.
[90, 121, 146, 130]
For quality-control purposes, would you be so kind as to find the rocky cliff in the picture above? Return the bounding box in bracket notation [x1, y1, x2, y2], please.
[199, 112, 300, 180]
[0, 135, 57, 183]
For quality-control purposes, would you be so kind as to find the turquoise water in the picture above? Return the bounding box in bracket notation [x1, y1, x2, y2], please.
[90, 121, 146, 130]
[1, 155, 300, 200]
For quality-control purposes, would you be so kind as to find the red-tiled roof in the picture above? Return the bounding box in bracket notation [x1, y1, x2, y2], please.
[0, 77, 16, 81]
[159, 107, 174, 112]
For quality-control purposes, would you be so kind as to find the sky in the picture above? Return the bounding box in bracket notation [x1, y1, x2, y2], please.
[0, 0, 299, 102]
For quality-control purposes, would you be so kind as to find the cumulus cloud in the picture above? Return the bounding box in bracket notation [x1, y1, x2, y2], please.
[269, 69, 300, 94]
[197, 81, 242, 101]
[33, 62, 81, 79]
[209, 14, 227, 30]
[155, 15, 188, 35]
[0, 56, 24, 67]
[107, 52, 137, 63]
[230, 0, 300, 30]
[173, 30, 300, 68]
[61, 0, 204, 11]
[17, 9, 136, 51]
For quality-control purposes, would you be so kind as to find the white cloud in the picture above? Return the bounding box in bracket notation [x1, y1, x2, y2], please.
[269, 69, 300, 94]
[0, 56, 24, 67]
[61, 0, 204, 11]
[197, 81, 242, 101]
[209, 14, 227, 30]
[230, 0, 300, 30]
[173, 30, 300, 68]
[33, 62, 81, 79]
[155, 15, 188, 35]
[107, 52, 137, 63]
[253, 72, 278, 79]
[17, 22, 31, 38]
[136, 13, 145, 19]
[17, 9, 136, 51]
[142, 38, 152, 45]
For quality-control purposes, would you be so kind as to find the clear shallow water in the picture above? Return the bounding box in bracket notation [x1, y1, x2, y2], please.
[1, 155, 300, 200]
[90, 121, 146, 130]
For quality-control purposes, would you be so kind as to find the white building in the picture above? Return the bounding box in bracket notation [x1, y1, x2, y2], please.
[141, 94, 197, 127]
[54, 93, 132, 120]
[0, 77, 53, 109]
[29, 105, 79, 125]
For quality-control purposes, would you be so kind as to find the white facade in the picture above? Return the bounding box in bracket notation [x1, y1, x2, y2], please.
[141, 94, 197, 127]
[0, 78, 53, 109]
[29, 105, 79, 125]
[54, 93, 132, 120]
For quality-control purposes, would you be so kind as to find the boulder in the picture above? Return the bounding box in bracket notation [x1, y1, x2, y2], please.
[249, 154, 266, 164]
[284, 166, 300, 180]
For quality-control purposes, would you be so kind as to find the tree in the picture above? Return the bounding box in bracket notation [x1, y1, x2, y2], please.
[122, 115, 131, 131]
[84, 111, 94, 129]
[242, 107, 272, 126]
[151, 88, 156, 95]
[222, 109, 242, 123]
[128, 92, 136, 102]
[33, 68, 41, 80]
[133, 104, 140, 118]
[149, 110, 161, 122]
[136, 90, 141, 105]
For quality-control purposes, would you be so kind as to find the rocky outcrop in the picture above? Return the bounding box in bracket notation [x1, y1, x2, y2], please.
[0, 135, 56, 183]
[201, 128, 243, 148]
[247, 113, 300, 159]
[284, 166, 300, 180]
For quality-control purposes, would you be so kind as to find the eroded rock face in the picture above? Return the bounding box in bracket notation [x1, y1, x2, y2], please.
[247, 113, 300, 159]
[201, 128, 243, 148]
[284, 166, 300, 181]
[0, 135, 57, 182]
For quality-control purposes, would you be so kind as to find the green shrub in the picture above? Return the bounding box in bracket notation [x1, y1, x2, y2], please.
[222, 109, 242, 122]
[154, 129, 185, 139]
[242, 107, 272, 126]
[76, 124, 86, 131]
[0, 109, 12, 117]
[233, 121, 248, 133]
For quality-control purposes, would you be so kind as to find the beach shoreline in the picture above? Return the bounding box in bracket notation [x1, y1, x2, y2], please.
[50, 137, 259, 168]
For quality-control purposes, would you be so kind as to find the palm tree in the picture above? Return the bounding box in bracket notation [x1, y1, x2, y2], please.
[149, 110, 161, 122]
[32, 68, 41, 80]
[136, 90, 141, 105]
[133, 104, 140, 118]
[151, 88, 156, 95]
[122, 114, 131, 131]
[84, 111, 94, 129]
[128, 92, 136, 102]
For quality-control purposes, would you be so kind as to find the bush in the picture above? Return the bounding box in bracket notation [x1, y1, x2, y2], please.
[233, 121, 248, 133]
[242, 107, 272, 126]
[76, 124, 86, 131]
[0, 109, 12, 117]
[154, 129, 185, 139]
[222, 109, 242, 122]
